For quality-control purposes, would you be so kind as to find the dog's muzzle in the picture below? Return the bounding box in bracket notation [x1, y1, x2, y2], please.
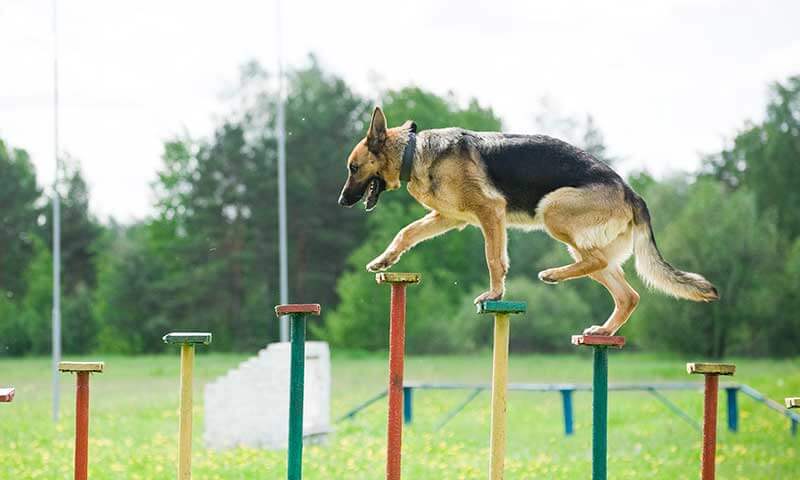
[337, 176, 386, 211]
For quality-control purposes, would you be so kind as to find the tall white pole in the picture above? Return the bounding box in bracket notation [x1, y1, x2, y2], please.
[276, 0, 289, 342]
[51, 0, 62, 422]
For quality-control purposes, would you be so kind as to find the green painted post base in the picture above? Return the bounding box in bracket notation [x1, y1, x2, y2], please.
[288, 313, 306, 480]
[592, 347, 609, 480]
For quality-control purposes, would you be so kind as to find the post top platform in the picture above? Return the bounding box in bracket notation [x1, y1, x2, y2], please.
[686, 362, 736, 376]
[58, 361, 104, 373]
[275, 304, 321, 316]
[375, 272, 421, 284]
[476, 300, 527, 314]
[571, 335, 626, 348]
[0, 387, 15, 402]
[162, 332, 213, 345]
[785, 397, 800, 409]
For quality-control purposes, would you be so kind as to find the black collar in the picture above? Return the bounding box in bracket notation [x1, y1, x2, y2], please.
[400, 131, 416, 182]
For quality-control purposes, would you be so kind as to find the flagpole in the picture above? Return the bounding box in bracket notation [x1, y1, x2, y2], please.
[51, 0, 62, 422]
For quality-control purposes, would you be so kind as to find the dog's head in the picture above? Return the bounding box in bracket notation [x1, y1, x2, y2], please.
[338, 106, 411, 211]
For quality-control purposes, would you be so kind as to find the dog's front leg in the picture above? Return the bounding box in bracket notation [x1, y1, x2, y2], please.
[367, 211, 465, 272]
[474, 205, 508, 304]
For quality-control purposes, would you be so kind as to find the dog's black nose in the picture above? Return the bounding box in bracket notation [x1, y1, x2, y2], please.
[338, 194, 348, 207]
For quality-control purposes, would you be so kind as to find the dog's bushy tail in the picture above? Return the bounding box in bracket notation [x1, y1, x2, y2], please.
[628, 191, 719, 302]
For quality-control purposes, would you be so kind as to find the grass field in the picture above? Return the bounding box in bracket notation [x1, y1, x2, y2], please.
[1, 351, 798, 479]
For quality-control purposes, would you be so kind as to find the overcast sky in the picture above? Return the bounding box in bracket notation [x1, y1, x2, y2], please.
[1, 0, 798, 221]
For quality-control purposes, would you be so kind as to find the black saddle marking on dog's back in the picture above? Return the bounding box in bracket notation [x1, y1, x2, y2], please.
[475, 133, 623, 214]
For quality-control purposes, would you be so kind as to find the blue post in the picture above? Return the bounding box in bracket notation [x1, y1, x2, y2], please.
[792, 418, 798, 437]
[403, 386, 413, 425]
[725, 387, 738, 433]
[560, 389, 574, 436]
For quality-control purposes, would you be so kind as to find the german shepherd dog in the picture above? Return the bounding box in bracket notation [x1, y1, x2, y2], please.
[338, 107, 719, 335]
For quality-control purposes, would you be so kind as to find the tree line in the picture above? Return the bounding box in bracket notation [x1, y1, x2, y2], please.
[1, 58, 798, 357]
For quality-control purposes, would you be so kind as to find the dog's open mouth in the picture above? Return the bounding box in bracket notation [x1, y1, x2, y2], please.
[364, 176, 386, 211]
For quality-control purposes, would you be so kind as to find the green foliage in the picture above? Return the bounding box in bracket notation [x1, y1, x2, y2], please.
[0, 140, 41, 298]
[631, 178, 783, 357]
[704, 75, 800, 238]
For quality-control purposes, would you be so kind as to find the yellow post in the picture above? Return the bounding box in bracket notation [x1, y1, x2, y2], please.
[490, 313, 510, 479]
[163, 332, 211, 480]
[178, 343, 194, 480]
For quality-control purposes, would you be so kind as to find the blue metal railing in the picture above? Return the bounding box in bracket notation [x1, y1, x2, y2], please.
[338, 381, 799, 437]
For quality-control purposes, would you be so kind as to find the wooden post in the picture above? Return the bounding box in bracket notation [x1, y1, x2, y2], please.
[572, 335, 625, 480]
[376, 272, 420, 480]
[477, 300, 527, 480]
[687, 362, 736, 480]
[163, 332, 212, 480]
[59, 361, 104, 480]
[275, 304, 322, 480]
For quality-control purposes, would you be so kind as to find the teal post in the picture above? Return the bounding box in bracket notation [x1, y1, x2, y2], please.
[592, 347, 608, 479]
[572, 334, 625, 480]
[275, 304, 321, 480]
[288, 313, 305, 480]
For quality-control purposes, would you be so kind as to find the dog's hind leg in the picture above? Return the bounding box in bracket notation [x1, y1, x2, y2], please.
[583, 266, 640, 336]
[538, 247, 608, 284]
[537, 186, 631, 284]
[367, 211, 465, 272]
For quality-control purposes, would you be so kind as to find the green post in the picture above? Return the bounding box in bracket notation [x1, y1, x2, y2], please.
[592, 347, 608, 480]
[288, 313, 305, 480]
[275, 304, 321, 480]
[572, 334, 625, 480]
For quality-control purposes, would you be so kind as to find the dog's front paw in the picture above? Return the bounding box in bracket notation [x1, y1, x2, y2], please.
[366, 255, 397, 273]
[582, 325, 613, 336]
[473, 289, 504, 304]
[538, 269, 560, 285]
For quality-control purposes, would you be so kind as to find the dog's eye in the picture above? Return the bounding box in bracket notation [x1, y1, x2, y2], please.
[349, 164, 359, 174]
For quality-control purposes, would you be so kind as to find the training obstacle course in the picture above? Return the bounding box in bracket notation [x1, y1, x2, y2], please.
[478, 300, 527, 480]
[687, 362, 735, 480]
[163, 332, 212, 480]
[0, 387, 15, 403]
[275, 303, 321, 480]
[375, 272, 419, 480]
[59, 361, 104, 480]
[571, 334, 625, 480]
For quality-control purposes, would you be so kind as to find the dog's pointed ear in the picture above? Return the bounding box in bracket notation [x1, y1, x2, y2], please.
[402, 120, 417, 133]
[367, 106, 387, 153]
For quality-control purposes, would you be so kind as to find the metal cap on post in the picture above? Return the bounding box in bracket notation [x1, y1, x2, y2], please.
[375, 273, 420, 480]
[786, 398, 800, 409]
[275, 303, 321, 480]
[0, 387, 15, 403]
[478, 299, 527, 480]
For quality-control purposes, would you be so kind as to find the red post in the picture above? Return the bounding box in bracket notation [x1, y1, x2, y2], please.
[74, 372, 90, 480]
[687, 362, 735, 480]
[376, 272, 419, 480]
[701, 375, 719, 480]
[386, 283, 406, 480]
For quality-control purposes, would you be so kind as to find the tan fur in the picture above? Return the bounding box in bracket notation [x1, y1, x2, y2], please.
[341, 107, 716, 336]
